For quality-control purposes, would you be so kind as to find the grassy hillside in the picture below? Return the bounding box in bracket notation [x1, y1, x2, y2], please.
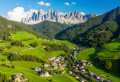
[77, 39, 120, 82]
[28, 21, 69, 39]
[0, 31, 79, 82]
[0, 16, 49, 40]
[57, 7, 120, 47]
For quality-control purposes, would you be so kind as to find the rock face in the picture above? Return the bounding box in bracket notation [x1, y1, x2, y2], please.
[21, 9, 97, 25]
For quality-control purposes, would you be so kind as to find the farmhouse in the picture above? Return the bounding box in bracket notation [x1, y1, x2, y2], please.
[43, 39, 46, 41]
[62, 64, 66, 67]
[34, 67, 42, 72]
[62, 71, 65, 74]
[12, 74, 28, 82]
[80, 78, 86, 82]
[75, 75, 79, 79]
[86, 62, 93, 66]
[51, 62, 57, 66]
[80, 68, 85, 72]
[8, 36, 14, 38]
[47, 56, 56, 61]
[61, 57, 64, 61]
[70, 54, 73, 57]
[95, 75, 101, 79]
[79, 66, 84, 69]
[77, 64, 80, 67]
[82, 62, 86, 66]
[75, 69, 79, 72]
[68, 71, 72, 74]
[53, 66, 58, 69]
[39, 71, 51, 77]
[54, 58, 59, 62]
[12, 75, 21, 82]
[59, 66, 65, 69]
[44, 63, 51, 67]
[88, 72, 94, 77]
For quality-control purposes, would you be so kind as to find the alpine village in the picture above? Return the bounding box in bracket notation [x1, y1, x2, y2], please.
[0, 0, 120, 82]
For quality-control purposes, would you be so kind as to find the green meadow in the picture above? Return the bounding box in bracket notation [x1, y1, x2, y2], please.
[2, 31, 120, 82]
[77, 39, 120, 82]
[0, 31, 79, 82]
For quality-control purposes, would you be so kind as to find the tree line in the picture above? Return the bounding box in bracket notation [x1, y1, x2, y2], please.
[9, 54, 44, 63]
[11, 40, 24, 47]
[42, 43, 70, 53]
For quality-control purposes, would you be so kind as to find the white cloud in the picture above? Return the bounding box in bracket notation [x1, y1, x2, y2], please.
[7, 7, 27, 22]
[45, 3, 51, 7]
[7, 7, 38, 22]
[37, 1, 44, 5]
[64, 2, 70, 6]
[37, 1, 51, 7]
[72, 2, 76, 5]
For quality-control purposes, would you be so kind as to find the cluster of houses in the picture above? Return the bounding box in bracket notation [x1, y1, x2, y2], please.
[68, 58, 108, 82]
[73, 60, 93, 73]
[68, 63, 105, 82]
[34, 67, 66, 77]
[87, 72, 105, 80]
[12, 74, 28, 82]
[33, 56, 67, 77]
[44, 56, 67, 69]
[34, 67, 52, 77]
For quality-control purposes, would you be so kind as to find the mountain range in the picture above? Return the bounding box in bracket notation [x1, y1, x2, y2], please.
[21, 9, 97, 25]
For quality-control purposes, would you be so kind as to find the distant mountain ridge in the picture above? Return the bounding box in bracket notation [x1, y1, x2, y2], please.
[21, 9, 97, 25]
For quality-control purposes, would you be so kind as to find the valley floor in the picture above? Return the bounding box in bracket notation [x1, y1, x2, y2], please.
[0, 31, 120, 82]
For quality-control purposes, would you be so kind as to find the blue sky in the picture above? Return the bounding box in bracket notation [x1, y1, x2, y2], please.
[0, 0, 119, 19]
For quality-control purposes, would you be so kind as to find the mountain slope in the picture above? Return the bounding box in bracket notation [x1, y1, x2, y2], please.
[0, 16, 49, 40]
[56, 7, 120, 47]
[28, 21, 69, 39]
[21, 9, 97, 25]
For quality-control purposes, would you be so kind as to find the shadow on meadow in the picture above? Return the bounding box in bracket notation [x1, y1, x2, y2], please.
[88, 45, 120, 79]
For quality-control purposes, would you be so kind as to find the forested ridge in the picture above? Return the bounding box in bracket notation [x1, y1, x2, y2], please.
[56, 7, 120, 47]
[0, 16, 49, 40]
[28, 21, 69, 39]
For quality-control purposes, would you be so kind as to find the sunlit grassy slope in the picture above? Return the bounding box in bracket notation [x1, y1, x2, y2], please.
[77, 39, 120, 82]
[0, 31, 79, 82]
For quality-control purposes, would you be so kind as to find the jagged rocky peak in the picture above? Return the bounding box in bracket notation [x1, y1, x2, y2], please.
[21, 9, 97, 25]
